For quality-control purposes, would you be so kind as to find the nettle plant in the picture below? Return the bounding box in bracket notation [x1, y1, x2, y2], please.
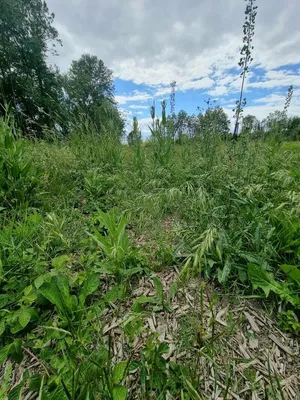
[233, 0, 258, 139]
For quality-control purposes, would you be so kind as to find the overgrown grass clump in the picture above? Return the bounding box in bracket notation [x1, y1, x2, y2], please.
[1, 116, 300, 398]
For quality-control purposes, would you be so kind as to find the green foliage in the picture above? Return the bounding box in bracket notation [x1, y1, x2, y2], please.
[89, 209, 146, 279]
[148, 101, 175, 167]
[1, 113, 300, 398]
[0, 0, 63, 136]
[197, 105, 230, 137]
[0, 114, 40, 208]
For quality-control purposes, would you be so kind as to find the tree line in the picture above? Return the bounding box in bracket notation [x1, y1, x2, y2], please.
[0, 0, 124, 138]
[1, 0, 299, 142]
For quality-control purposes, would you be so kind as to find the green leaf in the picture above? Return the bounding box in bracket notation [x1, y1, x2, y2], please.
[34, 275, 46, 289]
[112, 385, 127, 400]
[79, 273, 100, 305]
[0, 294, 8, 308]
[168, 282, 178, 300]
[248, 264, 276, 297]
[39, 280, 65, 313]
[8, 382, 24, 400]
[0, 344, 11, 364]
[52, 255, 71, 270]
[55, 275, 71, 309]
[134, 296, 157, 304]
[184, 379, 202, 400]
[248, 264, 300, 307]
[24, 285, 33, 296]
[113, 361, 127, 384]
[29, 374, 42, 392]
[0, 319, 5, 336]
[217, 261, 231, 284]
[104, 284, 126, 303]
[281, 264, 300, 286]
[158, 343, 169, 355]
[152, 277, 164, 303]
[18, 309, 31, 329]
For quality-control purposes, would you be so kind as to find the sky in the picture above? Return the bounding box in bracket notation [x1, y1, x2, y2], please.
[47, 0, 300, 138]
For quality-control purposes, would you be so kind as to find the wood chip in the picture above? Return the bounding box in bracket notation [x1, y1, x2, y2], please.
[147, 317, 156, 332]
[244, 311, 260, 333]
[268, 334, 297, 356]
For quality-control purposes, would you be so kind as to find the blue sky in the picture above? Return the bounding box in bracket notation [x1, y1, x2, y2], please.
[115, 65, 300, 138]
[47, 0, 300, 138]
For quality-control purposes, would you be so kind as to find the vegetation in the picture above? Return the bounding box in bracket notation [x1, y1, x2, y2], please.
[1, 0, 300, 399]
[1, 111, 300, 398]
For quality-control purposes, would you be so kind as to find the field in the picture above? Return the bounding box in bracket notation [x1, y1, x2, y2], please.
[1, 117, 300, 399]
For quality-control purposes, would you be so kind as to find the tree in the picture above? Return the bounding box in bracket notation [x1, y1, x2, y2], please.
[0, 0, 63, 136]
[65, 54, 114, 114]
[288, 116, 300, 141]
[242, 114, 260, 134]
[197, 106, 230, 136]
[262, 110, 288, 137]
[233, 0, 258, 139]
[64, 54, 124, 138]
[128, 117, 141, 145]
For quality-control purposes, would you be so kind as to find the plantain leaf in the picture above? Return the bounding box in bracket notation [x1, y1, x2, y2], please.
[152, 276, 164, 303]
[39, 280, 65, 313]
[79, 273, 100, 305]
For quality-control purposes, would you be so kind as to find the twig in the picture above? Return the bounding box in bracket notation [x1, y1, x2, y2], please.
[22, 347, 50, 377]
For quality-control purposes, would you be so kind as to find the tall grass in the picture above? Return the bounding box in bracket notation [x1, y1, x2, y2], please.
[1, 114, 300, 398]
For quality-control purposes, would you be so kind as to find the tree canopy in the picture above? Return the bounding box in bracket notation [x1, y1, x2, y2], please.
[0, 0, 63, 135]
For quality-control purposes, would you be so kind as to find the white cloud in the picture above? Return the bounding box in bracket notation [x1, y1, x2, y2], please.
[207, 86, 228, 96]
[181, 77, 214, 91]
[47, 0, 300, 114]
[253, 94, 285, 105]
[115, 90, 152, 105]
[128, 104, 150, 110]
[249, 69, 300, 89]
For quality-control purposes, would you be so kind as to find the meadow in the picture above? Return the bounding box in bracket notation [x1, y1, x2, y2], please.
[1, 112, 300, 399]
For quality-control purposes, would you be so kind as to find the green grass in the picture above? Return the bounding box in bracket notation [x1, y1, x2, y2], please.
[1, 118, 300, 398]
[282, 141, 300, 151]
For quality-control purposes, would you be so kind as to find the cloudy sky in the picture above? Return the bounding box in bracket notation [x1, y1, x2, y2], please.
[47, 0, 300, 136]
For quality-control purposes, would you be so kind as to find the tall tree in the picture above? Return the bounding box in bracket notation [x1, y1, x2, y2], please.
[197, 106, 230, 136]
[64, 54, 124, 138]
[65, 54, 114, 114]
[262, 110, 288, 134]
[242, 114, 260, 134]
[0, 0, 62, 135]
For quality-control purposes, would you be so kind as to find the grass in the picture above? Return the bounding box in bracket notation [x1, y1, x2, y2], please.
[282, 141, 300, 152]
[1, 117, 300, 399]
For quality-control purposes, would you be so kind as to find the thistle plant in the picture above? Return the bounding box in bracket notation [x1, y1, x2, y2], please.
[233, 0, 258, 140]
